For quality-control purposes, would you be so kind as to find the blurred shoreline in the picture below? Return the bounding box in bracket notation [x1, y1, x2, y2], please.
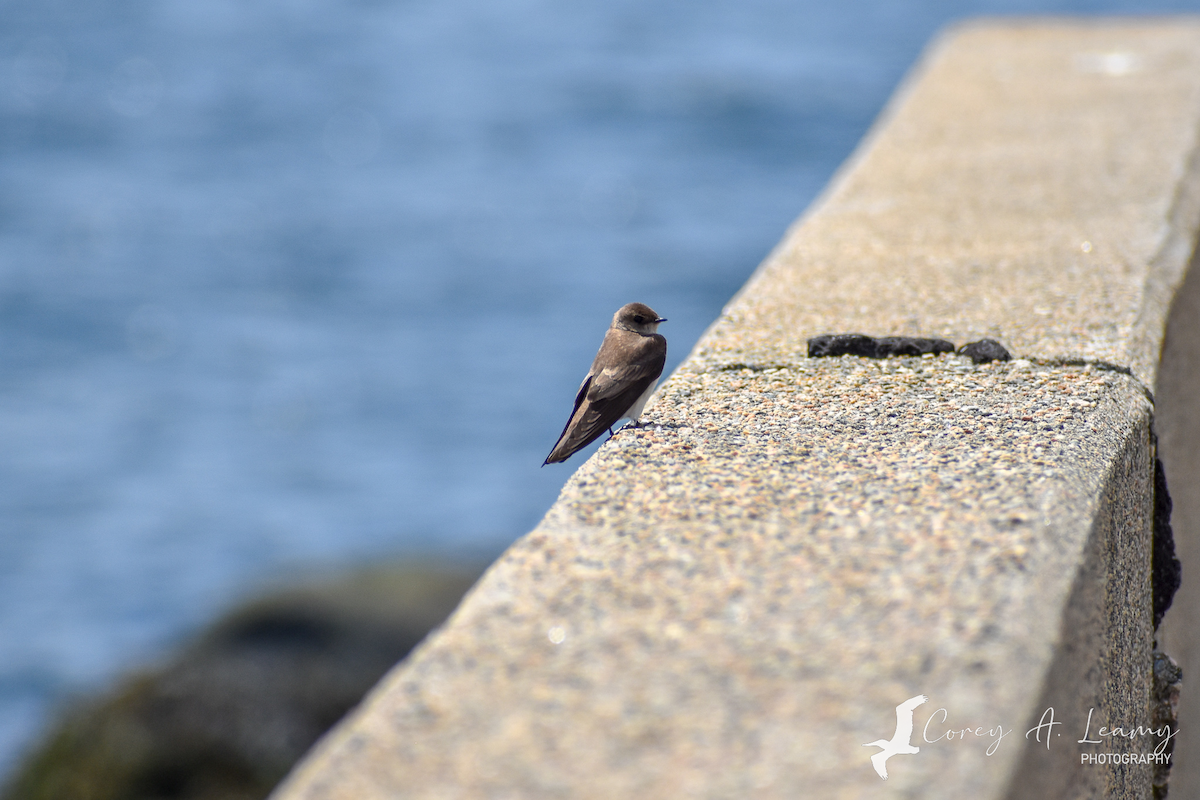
[3, 561, 486, 800]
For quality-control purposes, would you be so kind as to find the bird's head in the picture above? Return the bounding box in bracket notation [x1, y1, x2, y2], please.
[613, 302, 666, 334]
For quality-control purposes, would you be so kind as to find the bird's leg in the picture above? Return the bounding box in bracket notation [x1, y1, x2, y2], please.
[608, 419, 648, 441]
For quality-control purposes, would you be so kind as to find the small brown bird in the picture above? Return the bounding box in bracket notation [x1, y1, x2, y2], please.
[544, 302, 667, 465]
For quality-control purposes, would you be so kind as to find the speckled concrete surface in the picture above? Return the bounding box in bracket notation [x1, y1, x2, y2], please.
[274, 20, 1200, 800]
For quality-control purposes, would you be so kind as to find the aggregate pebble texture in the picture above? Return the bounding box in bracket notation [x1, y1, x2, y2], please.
[274, 20, 1200, 800]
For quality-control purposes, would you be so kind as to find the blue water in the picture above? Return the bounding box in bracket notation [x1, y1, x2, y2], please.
[1, 0, 1197, 778]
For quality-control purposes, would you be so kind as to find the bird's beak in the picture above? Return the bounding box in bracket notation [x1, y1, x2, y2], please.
[655, 317, 667, 323]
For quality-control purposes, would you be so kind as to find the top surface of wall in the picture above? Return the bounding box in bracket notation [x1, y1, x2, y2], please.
[274, 19, 1200, 800]
[692, 19, 1200, 388]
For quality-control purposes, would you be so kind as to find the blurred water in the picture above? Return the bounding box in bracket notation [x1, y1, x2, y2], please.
[1, 0, 1197, 778]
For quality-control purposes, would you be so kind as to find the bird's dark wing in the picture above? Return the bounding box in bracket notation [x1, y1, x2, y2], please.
[563, 369, 655, 444]
[543, 375, 593, 464]
[543, 334, 665, 464]
[544, 375, 639, 465]
[587, 363, 657, 402]
[586, 332, 666, 400]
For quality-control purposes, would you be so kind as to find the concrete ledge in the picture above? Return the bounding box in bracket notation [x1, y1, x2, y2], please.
[274, 19, 1200, 799]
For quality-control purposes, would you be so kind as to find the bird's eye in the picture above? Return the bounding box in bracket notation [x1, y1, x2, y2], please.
[634, 315, 645, 324]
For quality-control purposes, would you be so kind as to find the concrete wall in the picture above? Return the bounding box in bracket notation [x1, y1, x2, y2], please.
[273, 19, 1200, 799]
[1157, 229, 1200, 798]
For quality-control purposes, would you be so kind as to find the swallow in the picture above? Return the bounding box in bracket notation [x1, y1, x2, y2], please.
[543, 302, 666, 464]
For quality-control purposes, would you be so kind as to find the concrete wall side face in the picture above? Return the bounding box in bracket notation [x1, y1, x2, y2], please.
[1154, 238, 1200, 798]
[1032, 419, 1152, 800]
[271, 21, 1200, 800]
[999, 418, 1153, 800]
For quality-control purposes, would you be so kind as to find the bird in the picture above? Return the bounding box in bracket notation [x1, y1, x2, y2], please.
[543, 302, 667, 465]
[863, 695, 929, 779]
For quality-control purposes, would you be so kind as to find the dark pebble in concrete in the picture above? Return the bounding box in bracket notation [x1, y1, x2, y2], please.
[807, 333, 956, 359]
[959, 339, 1012, 364]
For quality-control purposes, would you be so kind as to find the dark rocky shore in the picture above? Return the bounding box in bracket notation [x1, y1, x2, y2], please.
[3, 564, 483, 800]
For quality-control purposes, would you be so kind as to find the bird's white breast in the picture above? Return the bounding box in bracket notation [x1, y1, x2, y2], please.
[622, 379, 659, 422]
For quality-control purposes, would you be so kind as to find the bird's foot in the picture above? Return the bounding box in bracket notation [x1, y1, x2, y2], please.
[606, 420, 648, 442]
